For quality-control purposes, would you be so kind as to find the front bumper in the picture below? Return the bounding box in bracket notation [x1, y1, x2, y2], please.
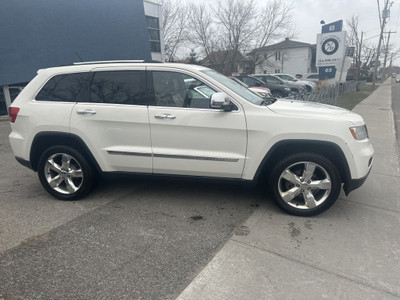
[343, 167, 371, 195]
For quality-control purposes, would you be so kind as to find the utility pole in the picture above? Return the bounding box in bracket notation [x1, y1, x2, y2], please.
[372, 0, 391, 87]
[383, 31, 396, 71]
[357, 31, 364, 81]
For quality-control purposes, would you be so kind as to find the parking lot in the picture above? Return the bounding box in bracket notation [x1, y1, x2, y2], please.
[1, 80, 399, 299]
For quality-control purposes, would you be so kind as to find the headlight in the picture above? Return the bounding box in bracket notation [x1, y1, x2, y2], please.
[284, 87, 291, 91]
[256, 91, 267, 97]
[349, 125, 369, 140]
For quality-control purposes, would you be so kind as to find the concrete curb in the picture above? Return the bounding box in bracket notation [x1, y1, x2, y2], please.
[0, 115, 10, 122]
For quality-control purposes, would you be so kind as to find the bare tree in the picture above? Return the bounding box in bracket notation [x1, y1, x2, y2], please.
[242, 0, 296, 70]
[255, 0, 295, 49]
[159, 0, 190, 61]
[187, 0, 294, 75]
[188, 4, 216, 59]
[346, 15, 363, 80]
[212, 0, 259, 74]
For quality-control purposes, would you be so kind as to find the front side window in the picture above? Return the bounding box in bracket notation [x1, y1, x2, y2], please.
[90, 71, 146, 105]
[202, 70, 263, 105]
[266, 76, 282, 84]
[36, 73, 90, 102]
[151, 71, 217, 109]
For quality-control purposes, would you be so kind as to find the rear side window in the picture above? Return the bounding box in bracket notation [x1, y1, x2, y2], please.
[90, 71, 146, 105]
[36, 73, 90, 102]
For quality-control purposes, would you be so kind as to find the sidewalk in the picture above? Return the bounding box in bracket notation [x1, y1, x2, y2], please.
[177, 80, 400, 299]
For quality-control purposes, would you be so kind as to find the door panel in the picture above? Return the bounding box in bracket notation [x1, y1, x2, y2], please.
[70, 69, 152, 173]
[148, 70, 247, 178]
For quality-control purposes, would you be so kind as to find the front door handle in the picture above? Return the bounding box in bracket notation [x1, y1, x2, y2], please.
[77, 109, 96, 115]
[155, 114, 176, 120]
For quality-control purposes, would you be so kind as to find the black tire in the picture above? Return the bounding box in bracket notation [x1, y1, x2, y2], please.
[37, 146, 95, 200]
[269, 153, 341, 216]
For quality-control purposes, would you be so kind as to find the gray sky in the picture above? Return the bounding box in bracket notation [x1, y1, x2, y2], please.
[185, 0, 400, 64]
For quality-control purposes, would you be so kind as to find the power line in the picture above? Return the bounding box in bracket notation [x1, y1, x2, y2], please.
[364, 34, 381, 40]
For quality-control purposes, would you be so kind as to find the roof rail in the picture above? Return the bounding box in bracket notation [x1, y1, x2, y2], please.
[72, 60, 162, 65]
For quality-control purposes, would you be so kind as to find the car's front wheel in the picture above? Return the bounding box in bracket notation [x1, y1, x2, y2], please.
[269, 153, 341, 216]
[38, 146, 95, 200]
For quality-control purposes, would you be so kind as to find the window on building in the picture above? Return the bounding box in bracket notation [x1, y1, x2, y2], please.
[146, 16, 161, 53]
[275, 51, 281, 61]
[275, 69, 281, 73]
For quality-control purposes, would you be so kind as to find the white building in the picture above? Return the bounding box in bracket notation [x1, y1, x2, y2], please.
[143, 0, 165, 62]
[253, 38, 316, 76]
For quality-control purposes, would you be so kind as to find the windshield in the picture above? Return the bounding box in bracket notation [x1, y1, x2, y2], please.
[280, 74, 297, 82]
[202, 69, 263, 105]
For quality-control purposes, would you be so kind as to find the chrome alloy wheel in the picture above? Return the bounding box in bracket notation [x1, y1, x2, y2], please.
[44, 153, 84, 195]
[278, 161, 332, 210]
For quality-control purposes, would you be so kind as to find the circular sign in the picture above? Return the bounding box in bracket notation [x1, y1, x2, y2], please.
[321, 38, 339, 55]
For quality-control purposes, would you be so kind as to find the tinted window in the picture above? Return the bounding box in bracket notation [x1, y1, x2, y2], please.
[36, 73, 90, 102]
[90, 71, 146, 105]
[151, 71, 217, 109]
[241, 77, 258, 87]
[266, 76, 282, 84]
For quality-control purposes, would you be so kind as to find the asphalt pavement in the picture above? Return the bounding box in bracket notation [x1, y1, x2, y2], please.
[177, 79, 400, 299]
[0, 121, 257, 299]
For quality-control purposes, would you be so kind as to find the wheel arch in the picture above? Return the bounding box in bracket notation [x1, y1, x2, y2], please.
[254, 140, 351, 187]
[30, 132, 102, 173]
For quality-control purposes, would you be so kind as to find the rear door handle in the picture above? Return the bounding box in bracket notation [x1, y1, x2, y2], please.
[77, 109, 96, 115]
[155, 114, 176, 120]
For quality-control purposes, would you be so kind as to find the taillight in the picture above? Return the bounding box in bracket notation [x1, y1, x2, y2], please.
[8, 107, 20, 123]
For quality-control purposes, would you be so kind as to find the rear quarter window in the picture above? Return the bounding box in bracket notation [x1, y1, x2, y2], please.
[36, 73, 90, 102]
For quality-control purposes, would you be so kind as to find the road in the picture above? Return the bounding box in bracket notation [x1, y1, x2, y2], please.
[0, 121, 257, 300]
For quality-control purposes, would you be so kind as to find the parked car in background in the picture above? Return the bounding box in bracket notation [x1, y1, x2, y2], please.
[230, 77, 273, 99]
[392, 73, 397, 78]
[244, 74, 304, 98]
[396, 75, 400, 83]
[272, 73, 316, 93]
[303, 73, 320, 83]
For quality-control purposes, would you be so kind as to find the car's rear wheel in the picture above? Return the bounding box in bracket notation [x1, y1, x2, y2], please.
[38, 146, 95, 200]
[269, 153, 341, 216]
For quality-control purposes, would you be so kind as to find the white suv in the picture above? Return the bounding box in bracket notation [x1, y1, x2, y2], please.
[8, 61, 374, 216]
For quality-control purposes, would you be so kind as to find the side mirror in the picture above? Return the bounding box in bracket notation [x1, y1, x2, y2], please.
[210, 92, 234, 111]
